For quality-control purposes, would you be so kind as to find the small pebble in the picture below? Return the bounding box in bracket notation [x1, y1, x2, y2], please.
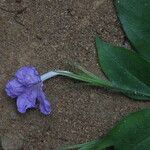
[1, 132, 23, 150]
[10, 111, 18, 120]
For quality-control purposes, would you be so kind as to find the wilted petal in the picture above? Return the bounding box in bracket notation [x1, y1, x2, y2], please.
[38, 90, 51, 115]
[15, 66, 41, 86]
[17, 88, 37, 113]
[6, 66, 53, 115]
[5, 78, 25, 98]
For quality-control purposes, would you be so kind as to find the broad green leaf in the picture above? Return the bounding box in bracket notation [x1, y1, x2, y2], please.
[114, 0, 150, 62]
[42, 65, 150, 97]
[59, 108, 150, 150]
[55, 65, 150, 97]
[96, 37, 150, 100]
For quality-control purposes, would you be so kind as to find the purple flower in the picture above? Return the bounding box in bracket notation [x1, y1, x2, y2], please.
[5, 66, 52, 115]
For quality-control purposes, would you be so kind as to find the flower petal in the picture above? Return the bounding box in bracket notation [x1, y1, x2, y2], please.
[5, 78, 25, 98]
[37, 90, 51, 115]
[16, 88, 37, 113]
[15, 66, 41, 86]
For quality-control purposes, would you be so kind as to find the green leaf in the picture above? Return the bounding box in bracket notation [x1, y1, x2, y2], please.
[114, 0, 150, 62]
[55, 65, 113, 89]
[96, 37, 150, 100]
[59, 108, 150, 150]
[41, 64, 114, 89]
[58, 139, 100, 150]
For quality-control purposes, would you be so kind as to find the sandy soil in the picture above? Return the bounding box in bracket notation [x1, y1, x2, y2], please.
[0, 0, 149, 149]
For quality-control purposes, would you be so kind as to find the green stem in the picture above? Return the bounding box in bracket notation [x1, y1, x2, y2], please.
[41, 70, 150, 98]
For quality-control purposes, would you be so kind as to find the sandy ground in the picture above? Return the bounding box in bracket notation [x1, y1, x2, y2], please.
[0, 0, 149, 150]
